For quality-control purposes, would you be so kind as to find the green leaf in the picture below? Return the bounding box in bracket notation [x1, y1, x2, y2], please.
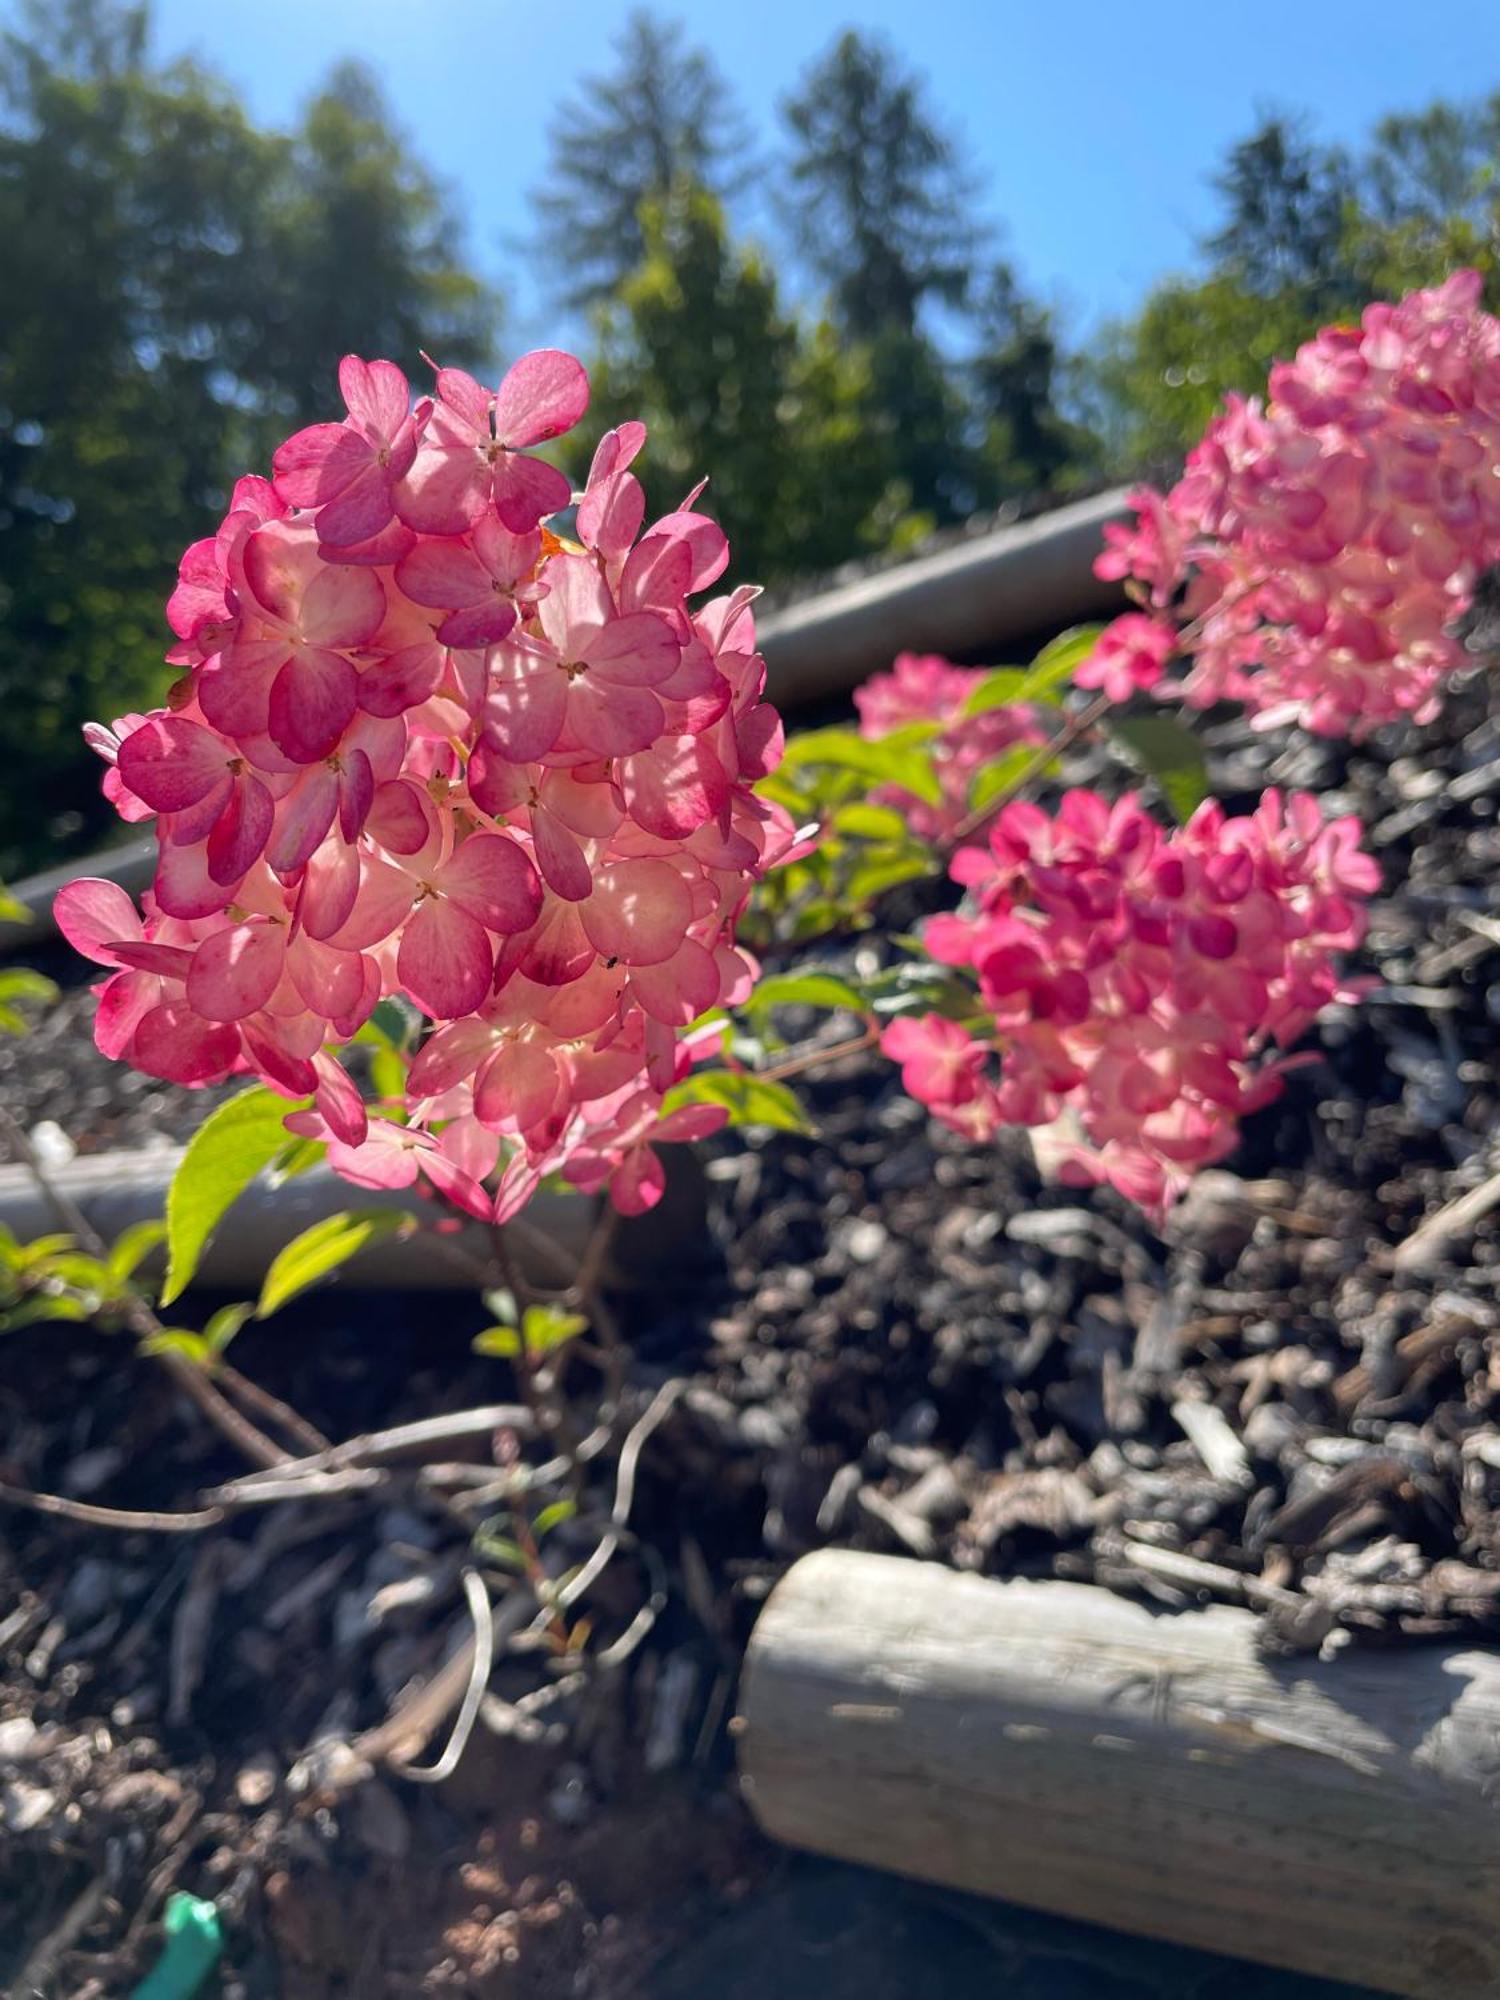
[266, 1136, 326, 1187]
[139, 1328, 212, 1364]
[959, 666, 1031, 716]
[256, 1210, 407, 1319]
[844, 849, 932, 905]
[661, 1072, 815, 1136]
[473, 1324, 522, 1359]
[1109, 713, 1211, 823]
[0, 969, 58, 1034]
[107, 1219, 167, 1286]
[782, 725, 942, 806]
[369, 1045, 408, 1104]
[203, 1301, 254, 1355]
[532, 1498, 578, 1538]
[162, 1087, 301, 1306]
[967, 744, 1047, 814]
[0, 885, 31, 926]
[744, 972, 866, 1019]
[831, 802, 909, 841]
[2, 1294, 91, 1331]
[475, 1531, 529, 1575]
[1016, 624, 1106, 701]
[521, 1303, 588, 1355]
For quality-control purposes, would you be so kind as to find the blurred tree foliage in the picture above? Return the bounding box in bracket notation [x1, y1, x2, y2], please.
[1092, 107, 1500, 470]
[0, 0, 492, 875]
[530, 9, 753, 310]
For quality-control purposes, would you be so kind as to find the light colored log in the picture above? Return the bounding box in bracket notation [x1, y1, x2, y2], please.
[737, 1549, 1500, 1998]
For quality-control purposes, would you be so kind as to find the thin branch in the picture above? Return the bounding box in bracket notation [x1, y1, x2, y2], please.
[212, 1402, 536, 1491]
[943, 690, 1113, 852]
[759, 1026, 878, 1086]
[0, 1103, 289, 1470]
[215, 1362, 332, 1455]
[0, 1477, 223, 1534]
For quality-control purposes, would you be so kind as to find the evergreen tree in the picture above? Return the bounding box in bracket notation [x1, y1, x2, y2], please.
[778, 29, 979, 341]
[531, 10, 752, 308]
[582, 179, 905, 582]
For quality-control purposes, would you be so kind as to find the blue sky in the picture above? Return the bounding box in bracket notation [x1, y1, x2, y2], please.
[133, 1, 1500, 349]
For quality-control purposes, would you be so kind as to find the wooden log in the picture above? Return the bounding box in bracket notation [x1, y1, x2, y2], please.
[737, 1549, 1500, 1998]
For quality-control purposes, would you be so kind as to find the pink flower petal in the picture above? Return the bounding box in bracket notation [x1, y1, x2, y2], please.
[207, 774, 275, 884]
[532, 807, 592, 901]
[492, 349, 589, 448]
[268, 648, 359, 762]
[314, 461, 395, 548]
[620, 734, 729, 839]
[117, 716, 229, 813]
[491, 451, 572, 533]
[54, 879, 144, 966]
[564, 678, 664, 757]
[397, 895, 494, 1018]
[338, 355, 410, 438]
[581, 860, 691, 967]
[408, 1018, 498, 1097]
[628, 940, 720, 1025]
[358, 640, 443, 717]
[187, 919, 285, 1021]
[155, 839, 238, 920]
[581, 611, 679, 686]
[298, 562, 386, 649]
[437, 833, 542, 935]
[132, 1002, 241, 1085]
[483, 652, 567, 762]
[474, 1037, 561, 1131]
[326, 852, 416, 950]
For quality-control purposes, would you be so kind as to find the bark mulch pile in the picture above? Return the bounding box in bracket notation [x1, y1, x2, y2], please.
[4, 673, 1500, 1995]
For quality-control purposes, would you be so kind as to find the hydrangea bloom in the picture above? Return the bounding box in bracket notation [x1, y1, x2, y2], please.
[1093, 272, 1500, 736]
[853, 651, 1045, 841]
[58, 350, 796, 1220]
[882, 789, 1378, 1215]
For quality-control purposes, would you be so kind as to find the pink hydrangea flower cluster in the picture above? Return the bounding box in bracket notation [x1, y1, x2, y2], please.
[881, 788, 1379, 1215]
[854, 651, 1044, 840]
[1086, 271, 1500, 736]
[57, 351, 795, 1220]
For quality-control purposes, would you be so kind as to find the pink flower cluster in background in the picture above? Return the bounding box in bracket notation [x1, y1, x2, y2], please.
[882, 788, 1378, 1215]
[854, 651, 1044, 840]
[1086, 271, 1500, 736]
[57, 351, 795, 1219]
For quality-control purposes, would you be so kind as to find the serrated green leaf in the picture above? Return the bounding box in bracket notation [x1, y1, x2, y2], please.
[256, 1210, 407, 1319]
[781, 725, 942, 807]
[162, 1087, 301, 1306]
[1109, 713, 1211, 823]
[1017, 624, 1106, 701]
[744, 972, 867, 1018]
[661, 1072, 815, 1136]
[107, 1219, 167, 1286]
[473, 1324, 523, 1358]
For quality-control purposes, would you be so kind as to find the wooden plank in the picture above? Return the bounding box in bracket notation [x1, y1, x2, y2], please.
[737, 1549, 1500, 1998]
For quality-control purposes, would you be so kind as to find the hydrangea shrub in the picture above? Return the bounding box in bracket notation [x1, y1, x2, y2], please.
[51, 274, 1498, 1268]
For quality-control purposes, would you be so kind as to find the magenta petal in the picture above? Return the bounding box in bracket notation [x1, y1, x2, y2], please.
[297, 834, 362, 941]
[337, 748, 375, 841]
[628, 940, 720, 1026]
[286, 931, 366, 1019]
[565, 678, 663, 757]
[398, 896, 494, 1018]
[268, 649, 358, 762]
[298, 562, 386, 648]
[199, 642, 280, 741]
[492, 452, 572, 533]
[610, 1145, 666, 1217]
[492, 348, 590, 448]
[187, 920, 285, 1021]
[155, 839, 238, 920]
[474, 1038, 560, 1130]
[581, 859, 692, 967]
[483, 656, 566, 762]
[395, 536, 489, 611]
[620, 735, 729, 839]
[338, 355, 410, 437]
[532, 807, 592, 902]
[132, 1001, 241, 1085]
[53, 879, 144, 966]
[271, 422, 351, 507]
[366, 777, 435, 857]
[583, 611, 680, 687]
[358, 641, 443, 718]
[394, 444, 484, 535]
[315, 461, 395, 547]
[117, 715, 228, 812]
[208, 774, 275, 883]
[437, 832, 542, 935]
[94, 969, 157, 1059]
[313, 1054, 368, 1147]
[408, 1018, 498, 1096]
[437, 599, 517, 649]
[326, 853, 416, 950]
[419, 1148, 493, 1221]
